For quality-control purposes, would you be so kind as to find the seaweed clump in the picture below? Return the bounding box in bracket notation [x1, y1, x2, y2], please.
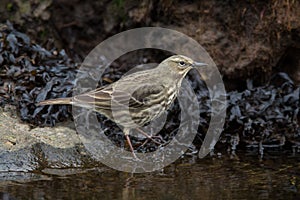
[223, 73, 300, 151]
[0, 22, 77, 126]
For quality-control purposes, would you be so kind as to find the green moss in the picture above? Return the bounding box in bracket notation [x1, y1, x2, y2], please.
[6, 2, 13, 12]
[113, 0, 125, 9]
[38, 29, 47, 39]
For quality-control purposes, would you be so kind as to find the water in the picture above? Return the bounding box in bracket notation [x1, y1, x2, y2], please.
[0, 150, 299, 200]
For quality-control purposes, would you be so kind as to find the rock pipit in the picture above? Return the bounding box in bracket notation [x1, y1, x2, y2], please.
[38, 55, 207, 158]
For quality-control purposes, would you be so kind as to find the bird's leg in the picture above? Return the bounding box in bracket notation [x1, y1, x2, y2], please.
[123, 128, 138, 159]
[125, 134, 137, 159]
[135, 127, 163, 145]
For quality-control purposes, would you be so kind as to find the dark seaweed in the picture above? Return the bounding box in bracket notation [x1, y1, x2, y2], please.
[223, 73, 300, 150]
[0, 22, 77, 126]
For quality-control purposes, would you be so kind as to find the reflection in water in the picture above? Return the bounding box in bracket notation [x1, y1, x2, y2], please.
[0, 151, 299, 199]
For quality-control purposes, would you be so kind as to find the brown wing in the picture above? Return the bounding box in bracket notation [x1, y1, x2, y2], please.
[72, 83, 167, 120]
[74, 84, 166, 107]
[72, 84, 116, 110]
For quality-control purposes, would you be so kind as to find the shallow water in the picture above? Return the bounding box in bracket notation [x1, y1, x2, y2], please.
[0, 150, 299, 200]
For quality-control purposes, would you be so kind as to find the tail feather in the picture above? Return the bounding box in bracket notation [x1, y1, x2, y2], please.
[37, 97, 72, 106]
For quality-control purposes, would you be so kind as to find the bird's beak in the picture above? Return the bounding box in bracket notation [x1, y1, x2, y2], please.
[193, 62, 208, 67]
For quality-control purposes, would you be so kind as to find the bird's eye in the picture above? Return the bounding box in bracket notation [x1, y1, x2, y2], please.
[179, 61, 185, 66]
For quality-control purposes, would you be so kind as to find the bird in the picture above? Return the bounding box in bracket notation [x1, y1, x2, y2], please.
[37, 55, 207, 158]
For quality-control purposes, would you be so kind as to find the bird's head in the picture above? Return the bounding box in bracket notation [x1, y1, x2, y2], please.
[161, 55, 207, 75]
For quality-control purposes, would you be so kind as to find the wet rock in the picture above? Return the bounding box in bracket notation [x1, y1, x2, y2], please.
[0, 147, 39, 172]
[0, 106, 95, 172]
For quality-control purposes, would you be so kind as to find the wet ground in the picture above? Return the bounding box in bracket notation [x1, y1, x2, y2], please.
[0, 150, 299, 199]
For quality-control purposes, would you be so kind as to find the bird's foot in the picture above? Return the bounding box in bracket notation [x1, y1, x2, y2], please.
[135, 128, 165, 145]
[139, 135, 167, 148]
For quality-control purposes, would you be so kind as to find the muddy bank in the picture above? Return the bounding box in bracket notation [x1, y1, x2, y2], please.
[2, 0, 299, 87]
